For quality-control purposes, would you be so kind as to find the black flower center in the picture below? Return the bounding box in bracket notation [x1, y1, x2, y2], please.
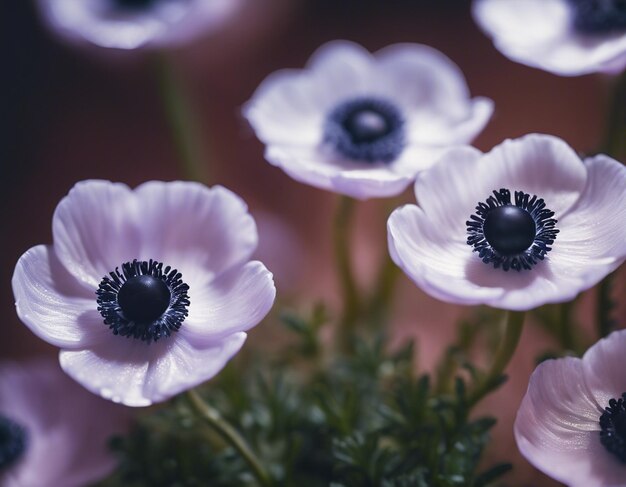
[324, 97, 405, 163]
[466, 189, 559, 272]
[600, 392, 626, 463]
[96, 259, 190, 343]
[0, 415, 27, 471]
[113, 0, 158, 10]
[567, 0, 626, 34]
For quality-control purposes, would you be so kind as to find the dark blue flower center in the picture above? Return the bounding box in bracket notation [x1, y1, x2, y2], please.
[600, 393, 626, 463]
[466, 189, 559, 272]
[324, 97, 405, 163]
[0, 415, 27, 471]
[114, 0, 158, 10]
[96, 259, 190, 343]
[567, 0, 626, 34]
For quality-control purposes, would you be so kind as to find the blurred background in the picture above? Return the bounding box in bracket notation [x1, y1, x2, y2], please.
[1, 1, 622, 485]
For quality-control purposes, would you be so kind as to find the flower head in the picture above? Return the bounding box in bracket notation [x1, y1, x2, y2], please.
[473, 0, 626, 76]
[36, 0, 241, 50]
[12, 180, 276, 406]
[243, 40, 493, 200]
[0, 359, 128, 487]
[515, 330, 626, 486]
[387, 133, 626, 311]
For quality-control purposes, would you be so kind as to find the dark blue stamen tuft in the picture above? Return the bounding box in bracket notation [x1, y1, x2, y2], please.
[96, 259, 190, 343]
[600, 392, 626, 463]
[0, 415, 27, 471]
[466, 189, 559, 272]
[567, 0, 626, 34]
[114, 0, 158, 10]
[324, 96, 405, 163]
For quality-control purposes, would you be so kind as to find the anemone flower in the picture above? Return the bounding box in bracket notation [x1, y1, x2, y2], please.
[36, 0, 241, 50]
[515, 329, 626, 486]
[387, 133, 626, 311]
[0, 359, 128, 487]
[243, 40, 493, 200]
[473, 0, 626, 76]
[12, 180, 276, 407]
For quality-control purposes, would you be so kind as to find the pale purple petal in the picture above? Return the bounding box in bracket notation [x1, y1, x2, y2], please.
[133, 182, 258, 281]
[473, 0, 626, 76]
[37, 0, 241, 50]
[0, 360, 128, 487]
[52, 180, 140, 289]
[59, 332, 246, 406]
[583, 330, 626, 410]
[514, 356, 626, 487]
[12, 245, 110, 350]
[182, 261, 275, 344]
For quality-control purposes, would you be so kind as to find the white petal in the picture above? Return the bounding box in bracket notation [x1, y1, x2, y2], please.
[133, 182, 258, 281]
[52, 180, 140, 289]
[182, 261, 275, 344]
[141, 332, 247, 401]
[12, 245, 109, 350]
[514, 356, 626, 487]
[59, 332, 246, 406]
[583, 330, 626, 410]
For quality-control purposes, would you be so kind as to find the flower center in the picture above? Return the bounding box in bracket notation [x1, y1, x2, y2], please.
[96, 259, 190, 343]
[113, 0, 158, 10]
[0, 415, 27, 471]
[600, 393, 626, 463]
[567, 0, 626, 34]
[483, 206, 537, 256]
[323, 96, 405, 163]
[466, 189, 559, 272]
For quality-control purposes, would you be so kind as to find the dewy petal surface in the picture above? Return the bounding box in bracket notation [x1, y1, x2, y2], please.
[515, 332, 626, 486]
[182, 261, 276, 344]
[12, 245, 110, 349]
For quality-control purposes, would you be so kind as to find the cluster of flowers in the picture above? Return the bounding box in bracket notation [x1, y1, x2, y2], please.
[3, 0, 626, 486]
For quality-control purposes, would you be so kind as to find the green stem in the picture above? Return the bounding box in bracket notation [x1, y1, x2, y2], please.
[152, 52, 210, 184]
[467, 311, 525, 408]
[558, 301, 576, 352]
[334, 196, 360, 354]
[367, 253, 400, 329]
[187, 389, 272, 487]
[597, 272, 615, 339]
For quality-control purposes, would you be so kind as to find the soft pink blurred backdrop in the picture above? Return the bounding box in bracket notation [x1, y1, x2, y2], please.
[2, 1, 623, 486]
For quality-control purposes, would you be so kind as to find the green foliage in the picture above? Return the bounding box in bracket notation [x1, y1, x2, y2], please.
[98, 310, 511, 487]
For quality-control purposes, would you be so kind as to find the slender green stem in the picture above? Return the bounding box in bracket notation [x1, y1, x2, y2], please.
[187, 389, 272, 487]
[558, 301, 576, 352]
[152, 52, 210, 184]
[467, 311, 525, 408]
[367, 253, 400, 329]
[333, 195, 360, 354]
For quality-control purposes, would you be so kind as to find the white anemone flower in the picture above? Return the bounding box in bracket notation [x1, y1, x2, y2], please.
[0, 359, 128, 487]
[36, 0, 240, 50]
[243, 40, 493, 200]
[387, 133, 626, 311]
[515, 329, 626, 486]
[473, 0, 626, 76]
[12, 180, 276, 407]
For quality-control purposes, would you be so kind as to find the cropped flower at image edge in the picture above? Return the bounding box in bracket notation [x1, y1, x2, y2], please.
[12, 180, 276, 407]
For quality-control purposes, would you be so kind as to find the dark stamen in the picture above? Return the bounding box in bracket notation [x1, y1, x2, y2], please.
[324, 96, 405, 163]
[96, 259, 190, 343]
[600, 392, 626, 463]
[0, 415, 27, 471]
[567, 0, 626, 34]
[466, 189, 559, 272]
[114, 0, 158, 10]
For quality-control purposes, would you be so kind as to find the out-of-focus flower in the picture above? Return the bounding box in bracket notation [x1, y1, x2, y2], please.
[473, 0, 626, 76]
[12, 180, 276, 407]
[515, 329, 626, 486]
[387, 133, 626, 311]
[36, 0, 241, 50]
[0, 359, 128, 487]
[243, 40, 493, 200]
